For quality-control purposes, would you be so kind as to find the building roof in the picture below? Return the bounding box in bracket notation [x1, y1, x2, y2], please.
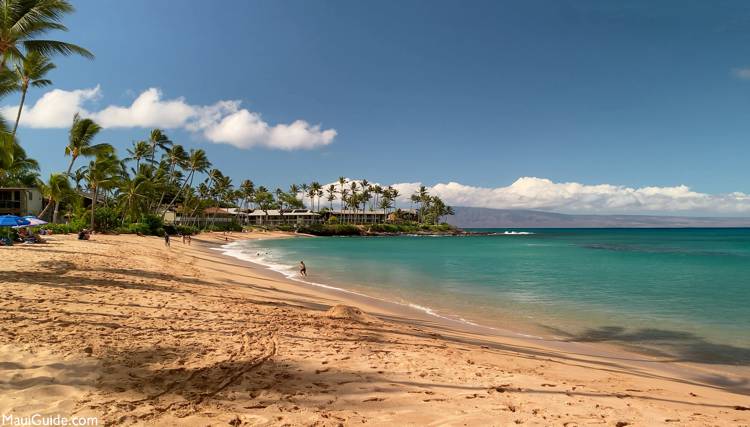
[248, 209, 319, 217]
[0, 187, 41, 191]
[328, 210, 387, 215]
[202, 207, 235, 215]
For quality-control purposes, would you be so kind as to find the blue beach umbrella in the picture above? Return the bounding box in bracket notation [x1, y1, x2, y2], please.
[0, 215, 30, 227]
[17, 216, 48, 227]
[0, 215, 30, 242]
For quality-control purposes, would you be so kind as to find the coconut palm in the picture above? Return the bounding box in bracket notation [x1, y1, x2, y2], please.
[337, 176, 347, 211]
[0, 140, 38, 186]
[162, 148, 210, 218]
[124, 140, 151, 170]
[0, 0, 93, 71]
[155, 144, 187, 210]
[61, 114, 111, 222]
[326, 184, 336, 210]
[240, 179, 255, 211]
[310, 181, 322, 211]
[147, 129, 171, 164]
[117, 173, 149, 224]
[36, 172, 70, 219]
[11, 51, 54, 135]
[64, 114, 110, 176]
[82, 152, 121, 230]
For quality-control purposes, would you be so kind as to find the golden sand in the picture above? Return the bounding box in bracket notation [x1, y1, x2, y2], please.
[0, 232, 748, 426]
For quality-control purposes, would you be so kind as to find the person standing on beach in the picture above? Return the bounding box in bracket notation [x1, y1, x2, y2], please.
[164, 232, 170, 247]
[299, 261, 307, 277]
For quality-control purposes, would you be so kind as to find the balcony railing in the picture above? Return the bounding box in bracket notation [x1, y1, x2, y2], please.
[0, 200, 21, 209]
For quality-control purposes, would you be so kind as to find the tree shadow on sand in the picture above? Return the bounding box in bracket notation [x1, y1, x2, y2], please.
[555, 325, 750, 367]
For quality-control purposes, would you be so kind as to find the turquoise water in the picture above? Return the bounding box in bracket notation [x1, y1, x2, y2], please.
[221, 229, 750, 365]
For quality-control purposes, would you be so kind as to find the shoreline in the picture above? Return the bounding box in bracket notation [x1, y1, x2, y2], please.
[206, 231, 750, 395]
[1, 232, 748, 425]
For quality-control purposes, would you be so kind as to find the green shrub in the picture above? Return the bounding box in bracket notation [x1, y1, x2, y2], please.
[175, 225, 199, 236]
[275, 224, 296, 232]
[127, 222, 151, 235]
[41, 221, 85, 234]
[203, 222, 242, 232]
[368, 223, 401, 233]
[297, 224, 361, 236]
[140, 214, 164, 235]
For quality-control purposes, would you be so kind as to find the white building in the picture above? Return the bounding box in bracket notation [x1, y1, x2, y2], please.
[247, 209, 320, 226]
[0, 187, 44, 216]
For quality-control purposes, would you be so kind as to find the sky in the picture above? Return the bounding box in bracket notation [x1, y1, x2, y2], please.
[5, 0, 750, 215]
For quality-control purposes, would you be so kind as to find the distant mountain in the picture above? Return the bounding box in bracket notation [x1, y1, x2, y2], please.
[446, 206, 750, 228]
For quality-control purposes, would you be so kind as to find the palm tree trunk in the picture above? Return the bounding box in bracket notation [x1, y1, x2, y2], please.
[12, 86, 28, 136]
[38, 198, 54, 220]
[54, 156, 78, 224]
[161, 170, 194, 219]
[90, 185, 97, 231]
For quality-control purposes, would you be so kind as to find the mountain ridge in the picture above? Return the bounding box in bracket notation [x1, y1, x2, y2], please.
[445, 206, 750, 228]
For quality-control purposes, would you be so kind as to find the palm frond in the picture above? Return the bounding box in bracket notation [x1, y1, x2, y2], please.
[23, 39, 93, 59]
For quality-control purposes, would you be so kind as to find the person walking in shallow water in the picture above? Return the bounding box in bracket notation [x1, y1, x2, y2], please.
[299, 261, 307, 277]
[164, 232, 170, 247]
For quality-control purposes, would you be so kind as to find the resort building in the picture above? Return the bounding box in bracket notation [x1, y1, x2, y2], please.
[0, 187, 43, 216]
[323, 209, 388, 224]
[247, 209, 320, 226]
[173, 208, 321, 227]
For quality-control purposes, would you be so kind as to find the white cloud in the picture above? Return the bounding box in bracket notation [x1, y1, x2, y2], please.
[1, 86, 101, 128]
[318, 177, 750, 215]
[408, 177, 750, 215]
[732, 67, 750, 79]
[90, 88, 196, 129]
[3, 86, 336, 150]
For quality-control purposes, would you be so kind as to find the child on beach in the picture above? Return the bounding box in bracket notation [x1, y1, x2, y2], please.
[299, 261, 307, 277]
[164, 232, 170, 247]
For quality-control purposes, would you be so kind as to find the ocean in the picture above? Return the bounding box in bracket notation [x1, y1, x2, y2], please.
[218, 228, 750, 365]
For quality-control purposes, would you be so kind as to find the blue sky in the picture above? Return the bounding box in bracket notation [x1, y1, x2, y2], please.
[6, 0, 750, 214]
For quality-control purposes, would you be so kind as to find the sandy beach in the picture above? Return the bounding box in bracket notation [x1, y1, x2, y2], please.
[1, 232, 748, 426]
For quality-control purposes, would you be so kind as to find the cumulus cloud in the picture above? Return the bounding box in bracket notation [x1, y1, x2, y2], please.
[407, 177, 750, 215]
[203, 110, 336, 150]
[321, 177, 750, 215]
[3, 86, 336, 150]
[1, 86, 101, 128]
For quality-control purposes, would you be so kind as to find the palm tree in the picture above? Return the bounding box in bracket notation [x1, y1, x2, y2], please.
[162, 148, 210, 218]
[83, 152, 121, 231]
[64, 114, 110, 176]
[300, 183, 309, 208]
[0, 140, 38, 186]
[155, 144, 187, 211]
[35, 173, 68, 219]
[349, 181, 359, 223]
[238, 179, 255, 221]
[339, 188, 349, 223]
[61, 114, 111, 223]
[0, 0, 93, 72]
[125, 140, 151, 170]
[310, 181, 322, 212]
[0, 115, 16, 171]
[147, 129, 171, 164]
[316, 188, 324, 212]
[326, 184, 336, 210]
[11, 51, 54, 135]
[337, 176, 347, 211]
[117, 173, 148, 224]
